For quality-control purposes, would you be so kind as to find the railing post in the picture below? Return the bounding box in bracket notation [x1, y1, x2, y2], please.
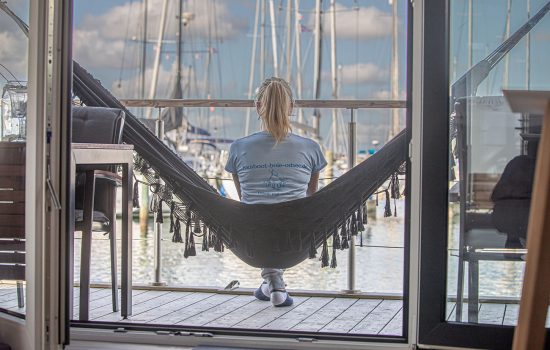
[347, 108, 358, 293]
[152, 107, 166, 286]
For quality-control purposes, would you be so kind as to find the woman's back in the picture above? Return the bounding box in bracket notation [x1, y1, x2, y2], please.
[225, 131, 326, 204]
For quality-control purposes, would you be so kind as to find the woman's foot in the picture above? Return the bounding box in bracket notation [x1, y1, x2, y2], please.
[270, 290, 293, 307]
[254, 281, 270, 301]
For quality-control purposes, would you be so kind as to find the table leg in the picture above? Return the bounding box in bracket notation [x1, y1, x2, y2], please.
[121, 162, 133, 318]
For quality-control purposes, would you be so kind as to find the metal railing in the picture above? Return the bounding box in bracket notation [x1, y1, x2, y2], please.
[121, 98, 406, 291]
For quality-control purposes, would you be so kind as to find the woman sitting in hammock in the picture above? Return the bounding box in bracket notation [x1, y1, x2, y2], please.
[225, 77, 327, 307]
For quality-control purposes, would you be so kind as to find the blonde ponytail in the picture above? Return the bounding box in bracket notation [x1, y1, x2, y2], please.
[256, 77, 293, 143]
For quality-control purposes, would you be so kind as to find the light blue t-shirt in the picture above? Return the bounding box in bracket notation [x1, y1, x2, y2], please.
[225, 131, 327, 204]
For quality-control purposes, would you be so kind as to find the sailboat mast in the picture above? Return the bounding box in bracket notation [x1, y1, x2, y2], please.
[468, 0, 473, 68]
[269, 0, 279, 77]
[503, 0, 512, 88]
[294, 0, 304, 129]
[245, 0, 261, 136]
[330, 0, 338, 152]
[389, 0, 400, 139]
[140, 0, 148, 104]
[176, 0, 183, 85]
[146, 0, 169, 118]
[285, 0, 292, 81]
[526, 0, 531, 88]
[312, 0, 322, 140]
[260, 0, 266, 81]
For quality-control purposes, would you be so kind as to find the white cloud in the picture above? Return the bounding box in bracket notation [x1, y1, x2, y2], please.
[73, 29, 127, 69]
[0, 1, 29, 81]
[308, 2, 393, 40]
[111, 60, 202, 99]
[337, 63, 388, 84]
[0, 30, 28, 81]
[79, 0, 246, 42]
[73, 0, 247, 69]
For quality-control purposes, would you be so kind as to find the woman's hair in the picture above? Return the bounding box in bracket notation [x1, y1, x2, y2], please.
[255, 77, 293, 142]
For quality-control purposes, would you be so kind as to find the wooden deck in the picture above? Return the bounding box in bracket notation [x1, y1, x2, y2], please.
[3, 282, 548, 335]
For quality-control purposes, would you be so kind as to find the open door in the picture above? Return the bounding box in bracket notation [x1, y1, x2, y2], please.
[0, 0, 72, 348]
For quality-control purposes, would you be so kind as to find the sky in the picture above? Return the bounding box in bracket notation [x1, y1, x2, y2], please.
[2, 0, 550, 150]
[69, 0, 409, 150]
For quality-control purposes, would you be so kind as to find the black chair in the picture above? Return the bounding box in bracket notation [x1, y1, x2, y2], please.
[72, 106, 125, 320]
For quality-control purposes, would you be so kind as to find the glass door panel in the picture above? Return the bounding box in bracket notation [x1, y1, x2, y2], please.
[0, 0, 29, 318]
[447, 0, 550, 327]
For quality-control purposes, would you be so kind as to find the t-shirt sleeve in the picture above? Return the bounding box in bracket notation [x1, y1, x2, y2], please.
[311, 141, 328, 173]
[225, 142, 238, 174]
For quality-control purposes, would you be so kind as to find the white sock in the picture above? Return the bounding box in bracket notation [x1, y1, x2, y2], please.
[261, 283, 270, 297]
[270, 291, 287, 306]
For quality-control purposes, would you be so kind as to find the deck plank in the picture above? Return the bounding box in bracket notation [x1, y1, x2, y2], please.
[145, 293, 224, 324]
[262, 297, 333, 331]
[447, 302, 480, 322]
[96, 291, 191, 322]
[291, 298, 357, 332]
[179, 295, 256, 327]
[205, 298, 275, 328]
[320, 299, 382, 333]
[446, 302, 456, 321]
[349, 299, 402, 335]
[503, 304, 518, 326]
[73, 288, 113, 308]
[89, 290, 170, 320]
[176, 294, 245, 326]
[478, 303, 506, 325]
[378, 307, 403, 336]
[0, 289, 17, 303]
[234, 297, 309, 329]
[72, 289, 153, 319]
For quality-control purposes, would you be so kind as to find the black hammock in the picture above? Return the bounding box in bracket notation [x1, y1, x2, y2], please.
[72, 62, 407, 269]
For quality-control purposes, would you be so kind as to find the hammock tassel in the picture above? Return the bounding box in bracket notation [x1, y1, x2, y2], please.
[362, 201, 368, 225]
[156, 198, 163, 223]
[330, 245, 337, 268]
[391, 173, 400, 199]
[202, 231, 209, 252]
[320, 237, 329, 268]
[340, 223, 349, 250]
[171, 219, 183, 243]
[357, 206, 365, 232]
[384, 190, 392, 217]
[184, 217, 191, 258]
[188, 233, 197, 257]
[169, 202, 175, 233]
[332, 228, 341, 250]
[132, 180, 140, 208]
[351, 212, 358, 236]
[309, 234, 317, 259]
